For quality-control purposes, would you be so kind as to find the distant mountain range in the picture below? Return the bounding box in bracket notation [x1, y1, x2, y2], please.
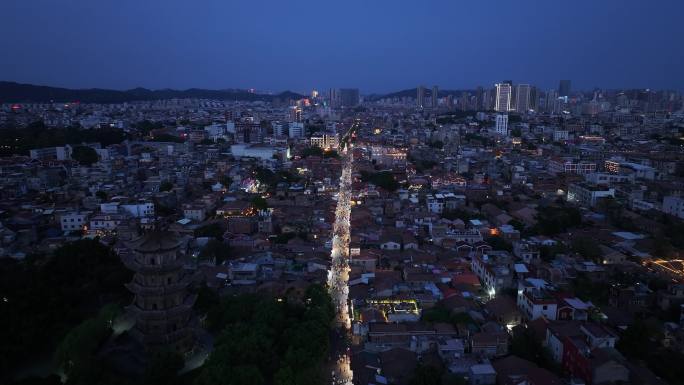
[0, 81, 305, 103]
[0, 81, 479, 104]
[366, 88, 472, 100]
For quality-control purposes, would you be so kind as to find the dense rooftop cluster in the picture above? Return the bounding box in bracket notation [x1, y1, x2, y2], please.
[2, 84, 684, 385]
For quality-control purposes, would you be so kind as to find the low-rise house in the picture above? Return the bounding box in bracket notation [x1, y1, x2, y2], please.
[472, 252, 514, 295]
[471, 331, 508, 358]
[437, 338, 465, 361]
[60, 211, 90, 231]
[513, 240, 541, 264]
[484, 295, 522, 328]
[89, 213, 126, 233]
[657, 284, 684, 311]
[366, 322, 457, 352]
[468, 363, 496, 385]
[229, 262, 259, 284]
[546, 320, 584, 363]
[557, 297, 593, 321]
[562, 339, 629, 385]
[380, 233, 401, 250]
[492, 355, 563, 385]
[567, 182, 615, 207]
[182, 203, 207, 221]
[378, 348, 417, 385]
[517, 278, 558, 320]
[608, 283, 652, 316]
[598, 245, 627, 265]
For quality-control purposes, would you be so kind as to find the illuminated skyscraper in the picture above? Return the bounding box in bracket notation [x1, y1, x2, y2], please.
[495, 114, 509, 136]
[495, 82, 512, 112]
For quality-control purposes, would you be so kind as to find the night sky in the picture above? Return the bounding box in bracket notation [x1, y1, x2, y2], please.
[2, 0, 683, 93]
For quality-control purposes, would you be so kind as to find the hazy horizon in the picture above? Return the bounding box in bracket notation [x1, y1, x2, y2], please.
[3, 79, 683, 97]
[2, 0, 684, 93]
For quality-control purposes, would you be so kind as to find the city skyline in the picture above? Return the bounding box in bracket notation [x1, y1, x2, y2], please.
[3, 2, 684, 385]
[2, 0, 683, 93]
[2, 79, 682, 101]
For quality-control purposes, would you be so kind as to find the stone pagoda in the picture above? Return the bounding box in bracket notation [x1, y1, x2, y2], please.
[124, 231, 195, 353]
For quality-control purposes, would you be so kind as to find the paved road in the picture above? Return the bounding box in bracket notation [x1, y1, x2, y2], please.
[325, 138, 354, 385]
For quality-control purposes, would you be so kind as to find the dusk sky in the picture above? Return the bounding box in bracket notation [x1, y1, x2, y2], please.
[2, 0, 683, 93]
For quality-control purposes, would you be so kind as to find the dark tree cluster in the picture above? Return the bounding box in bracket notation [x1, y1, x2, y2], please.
[199, 239, 232, 264]
[301, 146, 340, 159]
[0, 239, 132, 380]
[435, 111, 475, 124]
[531, 206, 582, 235]
[195, 223, 226, 240]
[150, 133, 184, 143]
[359, 170, 400, 191]
[52, 304, 127, 385]
[71, 145, 99, 165]
[616, 319, 684, 385]
[510, 326, 559, 374]
[197, 284, 335, 385]
[253, 167, 300, 192]
[421, 303, 476, 329]
[0, 121, 127, 156]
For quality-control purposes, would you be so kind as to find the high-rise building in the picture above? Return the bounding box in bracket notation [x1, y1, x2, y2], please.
[417, 85, 425, 108]
[559, 80, 571, 97]
[482, 88, 493, 111]
[339, 88, 360, 107]
[288, 122, 304, 138]
[432, 85, 439, 108]
[495, 83, 512, 112]
[515, 84, 531, 113]
[495, 114, 509, 136]
[310, 132, 340, 149]
[273, 121, 286, 137]
[546, 89, 559, 113]
[530, 87, 539, 111]
[289, 106, 302, 122]
[329, 88, 339, 108]
[125, 231, 196, 353]
[328, 88, 359, 108]
[475, 87, 484, 110]
[446, 94, 454, 109]
[459, 91, 469, 111]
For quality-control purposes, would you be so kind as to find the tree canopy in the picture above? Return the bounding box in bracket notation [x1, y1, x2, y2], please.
[199, 239, 232, 264]
[71, 146, 99, 165]
[531, 206, 582, 235]
[54, 304, 122, 382]
[0, 121, 126, 156]
[253, 167, 300, 191]
[197, 285, 334, 385]
[360, 170, 399, 191]
[0, 239, 131, 379]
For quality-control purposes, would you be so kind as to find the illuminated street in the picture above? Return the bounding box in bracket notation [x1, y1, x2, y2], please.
[650, 259, 684, 281]
[326, 137, 354, 385]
